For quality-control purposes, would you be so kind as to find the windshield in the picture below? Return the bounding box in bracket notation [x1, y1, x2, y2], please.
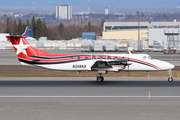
[143, 55, 153, 60]
[148, 56, 153, 60]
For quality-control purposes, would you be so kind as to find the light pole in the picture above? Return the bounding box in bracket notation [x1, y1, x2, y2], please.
[137, 11, 140, 51]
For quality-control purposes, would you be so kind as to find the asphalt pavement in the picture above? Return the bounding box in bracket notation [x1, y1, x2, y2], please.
[0, 78, 180, 105]
[0, 78, 180, 120]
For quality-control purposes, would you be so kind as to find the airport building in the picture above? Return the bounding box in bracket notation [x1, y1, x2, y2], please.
[0, 33, 10, 42]
[103, 22, 180, 42]
[56, 5, 72, 20]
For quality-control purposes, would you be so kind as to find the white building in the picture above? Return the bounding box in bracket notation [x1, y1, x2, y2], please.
[103, 21, 180, 41]
[105, 7, 108, 15]
[56, 5, 72, 20]
[0, 33, 9, 42]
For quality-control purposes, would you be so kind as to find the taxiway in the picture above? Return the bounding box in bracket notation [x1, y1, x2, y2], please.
[0, 78, 180, 120]
[0, 78, 180, 105]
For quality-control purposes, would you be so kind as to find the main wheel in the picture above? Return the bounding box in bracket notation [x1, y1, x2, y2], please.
[97, 76, 104, 83]
[168, 77, 173, 82]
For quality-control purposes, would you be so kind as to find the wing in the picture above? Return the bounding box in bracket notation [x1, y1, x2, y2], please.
[91, 60, 131, 72]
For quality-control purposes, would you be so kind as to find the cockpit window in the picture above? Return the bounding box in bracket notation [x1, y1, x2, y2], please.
[148, 56, 153, 60]
[143, 56, 153, 60]
[143, 56, 147, 60]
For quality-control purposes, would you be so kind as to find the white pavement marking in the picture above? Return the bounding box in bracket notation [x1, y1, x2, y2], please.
[0, 96, 180, 98]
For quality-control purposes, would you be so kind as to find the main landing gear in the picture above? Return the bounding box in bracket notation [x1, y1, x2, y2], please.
[96, 73, 104, 83]
[168, 69, 173, 82]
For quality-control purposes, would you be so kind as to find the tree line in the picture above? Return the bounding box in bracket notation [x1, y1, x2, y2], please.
[4, 16, 47, 40]
[4, 17, 104, 40]
[48, 21, 103, 40]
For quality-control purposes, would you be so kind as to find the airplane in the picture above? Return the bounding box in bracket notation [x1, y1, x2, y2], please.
[22, 26, 36, 41]
[6, 35, 174, 83]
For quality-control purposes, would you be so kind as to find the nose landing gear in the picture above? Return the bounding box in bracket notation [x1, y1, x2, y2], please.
[168, 69, 173, 82]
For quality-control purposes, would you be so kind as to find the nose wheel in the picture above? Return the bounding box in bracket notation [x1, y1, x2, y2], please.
[168, 69, 173, 82]
[96, 73, 104, 82]
[168, 77, 173, 82]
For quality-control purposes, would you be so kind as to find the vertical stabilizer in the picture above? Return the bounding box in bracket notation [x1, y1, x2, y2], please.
[6, 36, 51, 58]
[22, 26, 33, 37]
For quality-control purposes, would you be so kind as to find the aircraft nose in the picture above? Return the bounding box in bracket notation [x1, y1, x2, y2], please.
[160, 61, 174, 70]
[166, 63, 174, 69]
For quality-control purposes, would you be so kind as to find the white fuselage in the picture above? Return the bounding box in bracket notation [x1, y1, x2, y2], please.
[21, 54, 174, 72]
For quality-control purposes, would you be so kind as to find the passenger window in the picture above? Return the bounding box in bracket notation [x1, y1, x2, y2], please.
[93, 56, 95, 60]
[100, 56, 102, 60]
[70, 57, 73, 60]
[115, 56, 117, 60]
[122, 56, 125, 60]
[108, 56, 110, 60]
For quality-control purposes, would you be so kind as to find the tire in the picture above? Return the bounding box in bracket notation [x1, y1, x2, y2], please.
[101, 76, 104, 82]
[97, 76, 104, 83]
[168, 77, 173, 82]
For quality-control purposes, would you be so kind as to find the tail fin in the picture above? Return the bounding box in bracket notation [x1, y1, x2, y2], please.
[22, 26, 33, 37]
[6, 36, 51, 58]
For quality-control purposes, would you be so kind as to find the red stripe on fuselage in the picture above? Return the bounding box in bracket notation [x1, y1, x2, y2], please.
[113, 66, 124, 69]
[36, 54, 86, 58]
[129, 58, 161, 70]
[19, 54, 160, 70]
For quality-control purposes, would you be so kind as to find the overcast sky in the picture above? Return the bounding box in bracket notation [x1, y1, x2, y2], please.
[1, 0, 180, 7]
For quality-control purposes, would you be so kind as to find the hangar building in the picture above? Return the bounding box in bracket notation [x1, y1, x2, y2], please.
[103, 22, 180, 42]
